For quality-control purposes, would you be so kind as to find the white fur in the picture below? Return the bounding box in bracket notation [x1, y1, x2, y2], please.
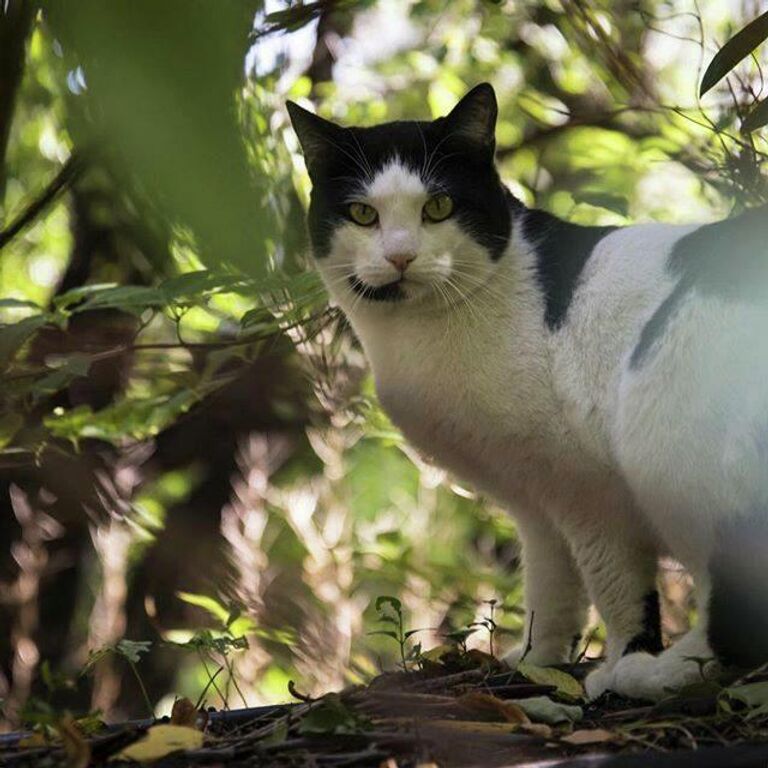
[313, 160, 767, 701]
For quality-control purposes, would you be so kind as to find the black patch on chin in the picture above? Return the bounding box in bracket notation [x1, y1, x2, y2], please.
[623, 590, 663, 656]
[348, 276, 404, 302]
[523, 209, 616, 330]
[630, 204, 768, 369]
[709, 510, 768, 669]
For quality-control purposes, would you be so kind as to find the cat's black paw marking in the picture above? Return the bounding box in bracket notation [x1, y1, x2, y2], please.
[623, 590, 663, 656]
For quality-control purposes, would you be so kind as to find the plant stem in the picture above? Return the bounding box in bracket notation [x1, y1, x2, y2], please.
[128, 660, 154, 719]
[398, 613, 407, 672]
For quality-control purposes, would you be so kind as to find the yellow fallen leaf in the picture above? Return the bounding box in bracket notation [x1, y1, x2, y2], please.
[18, 733, 48, 749]
[420, 644, 456, 662]
[517, 662, 585, 701]
[561, 728, 618, 745]
[112, 724, 203, 762]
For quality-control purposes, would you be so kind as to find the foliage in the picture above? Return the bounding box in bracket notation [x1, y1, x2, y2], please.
[368, 595, 425, 671]
[0, 0, 766, 728]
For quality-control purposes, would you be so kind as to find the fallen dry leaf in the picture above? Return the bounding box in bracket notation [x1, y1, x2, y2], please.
[170, 697, 199, 728]
[112, 724, 203, 762]
[521, 722, 554, 739]
[381, 718, 519, 734]
[456, 692, 530, 724]
[561, 728, 619, 745]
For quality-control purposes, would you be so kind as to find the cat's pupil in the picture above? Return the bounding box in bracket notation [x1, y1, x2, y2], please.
[348, 202, 378, 226]
[423, 193, 454, 222]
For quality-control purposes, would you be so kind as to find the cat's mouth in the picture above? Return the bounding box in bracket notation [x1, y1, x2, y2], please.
[348, 275, 405, 302]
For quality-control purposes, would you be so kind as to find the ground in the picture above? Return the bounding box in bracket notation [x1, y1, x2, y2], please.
[4, 650, 768, 767]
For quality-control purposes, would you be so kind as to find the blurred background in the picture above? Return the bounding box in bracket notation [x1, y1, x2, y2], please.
[0, 0, 766, 729]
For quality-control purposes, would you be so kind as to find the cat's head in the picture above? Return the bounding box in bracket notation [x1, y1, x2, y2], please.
[287, 84, 513, 313]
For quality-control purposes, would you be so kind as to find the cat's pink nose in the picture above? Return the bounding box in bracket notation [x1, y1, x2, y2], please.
[386, 253, 416, 273]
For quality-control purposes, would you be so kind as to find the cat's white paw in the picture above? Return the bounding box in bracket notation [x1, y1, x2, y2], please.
[502, 646, 525, 668]
[584, 663, 615, 699]
[604, 650, 720, 702]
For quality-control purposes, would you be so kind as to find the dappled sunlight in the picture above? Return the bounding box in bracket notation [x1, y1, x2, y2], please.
[0, 0, 765, 740]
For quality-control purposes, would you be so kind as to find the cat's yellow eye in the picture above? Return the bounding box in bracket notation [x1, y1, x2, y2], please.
[348, 202, 378, 226]
[423, 194, 454, 223]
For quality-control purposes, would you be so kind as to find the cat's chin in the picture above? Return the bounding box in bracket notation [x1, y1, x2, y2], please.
[348, 275, 405, 302]
[344, 274, 447, 307]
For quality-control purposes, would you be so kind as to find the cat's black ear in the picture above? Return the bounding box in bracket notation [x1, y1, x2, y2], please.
[443, 83, 497, 149]
[286, 101, 342, 175]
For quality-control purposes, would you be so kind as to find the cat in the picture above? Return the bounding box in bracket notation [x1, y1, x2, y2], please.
[287, 83, 768, 701]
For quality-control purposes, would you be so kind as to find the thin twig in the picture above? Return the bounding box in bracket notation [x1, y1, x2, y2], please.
[0, 154, 83, 251]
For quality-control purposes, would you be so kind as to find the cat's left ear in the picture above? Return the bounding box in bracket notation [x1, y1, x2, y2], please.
[443, 83, 497, 150]
[286, 101, 342, 176]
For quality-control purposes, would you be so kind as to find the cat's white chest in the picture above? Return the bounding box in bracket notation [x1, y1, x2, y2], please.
[354, 309, 573, 507]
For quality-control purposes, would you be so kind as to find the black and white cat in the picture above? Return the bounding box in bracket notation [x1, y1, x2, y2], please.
[287, 83, 768, 701]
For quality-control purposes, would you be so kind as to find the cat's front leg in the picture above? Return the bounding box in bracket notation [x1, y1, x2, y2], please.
[552, 487, 661, 698]
[504, 512, 590, 667]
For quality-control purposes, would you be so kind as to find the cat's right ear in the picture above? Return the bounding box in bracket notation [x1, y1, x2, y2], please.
[286, 101, 341, 176]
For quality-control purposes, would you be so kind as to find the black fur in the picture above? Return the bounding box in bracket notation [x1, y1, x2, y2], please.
[348, 275, 404, 302]
[623, 590, 663, 656]
[287, 86, 513, 271]
[629, 280, 688, 368]
[709, 510, 768, 669]
[523, 209, 616, 330]
[631, 204, 768, 368]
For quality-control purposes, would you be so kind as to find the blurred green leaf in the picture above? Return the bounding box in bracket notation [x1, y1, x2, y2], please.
[700, 10, 768, 96]
[0, 314, 49, 370]
[742, 98, 768, 133]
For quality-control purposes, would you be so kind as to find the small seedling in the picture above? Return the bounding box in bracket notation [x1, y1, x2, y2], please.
[83, 639, 154, 717]
[368, 595, 424, 672]
[173, 592, 256, 708]
[444, 627, 478, 654]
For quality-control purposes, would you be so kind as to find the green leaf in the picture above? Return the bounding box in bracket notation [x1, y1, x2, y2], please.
[0, 315, 49, 370]
[31, 355, 91, 401]
[572, 191, 629, 217]
[159, 270, 247, 303]
[513, 695, 583, 725]
[721, 681, 768, 718]
[176, 591, 230, 626]
[0, 298, 42, 310]
[79, 285, 166, 314]
[115, 639, 153, 664]
[700, 10, 768, 96]
[375, 595, 402, 613]
[367, 630, 399, 640]
[53, 283, 119, 310]
[517, 662, 585, 702]
[0, 413, 23, 450]
[742, 98, 768, 133]
[298, 694, 367, 735]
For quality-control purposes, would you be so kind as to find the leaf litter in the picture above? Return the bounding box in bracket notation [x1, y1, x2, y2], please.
[5, 652, 768, 767]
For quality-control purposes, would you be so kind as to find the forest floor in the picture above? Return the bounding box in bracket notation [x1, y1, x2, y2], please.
[3, 650, 768, 767]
